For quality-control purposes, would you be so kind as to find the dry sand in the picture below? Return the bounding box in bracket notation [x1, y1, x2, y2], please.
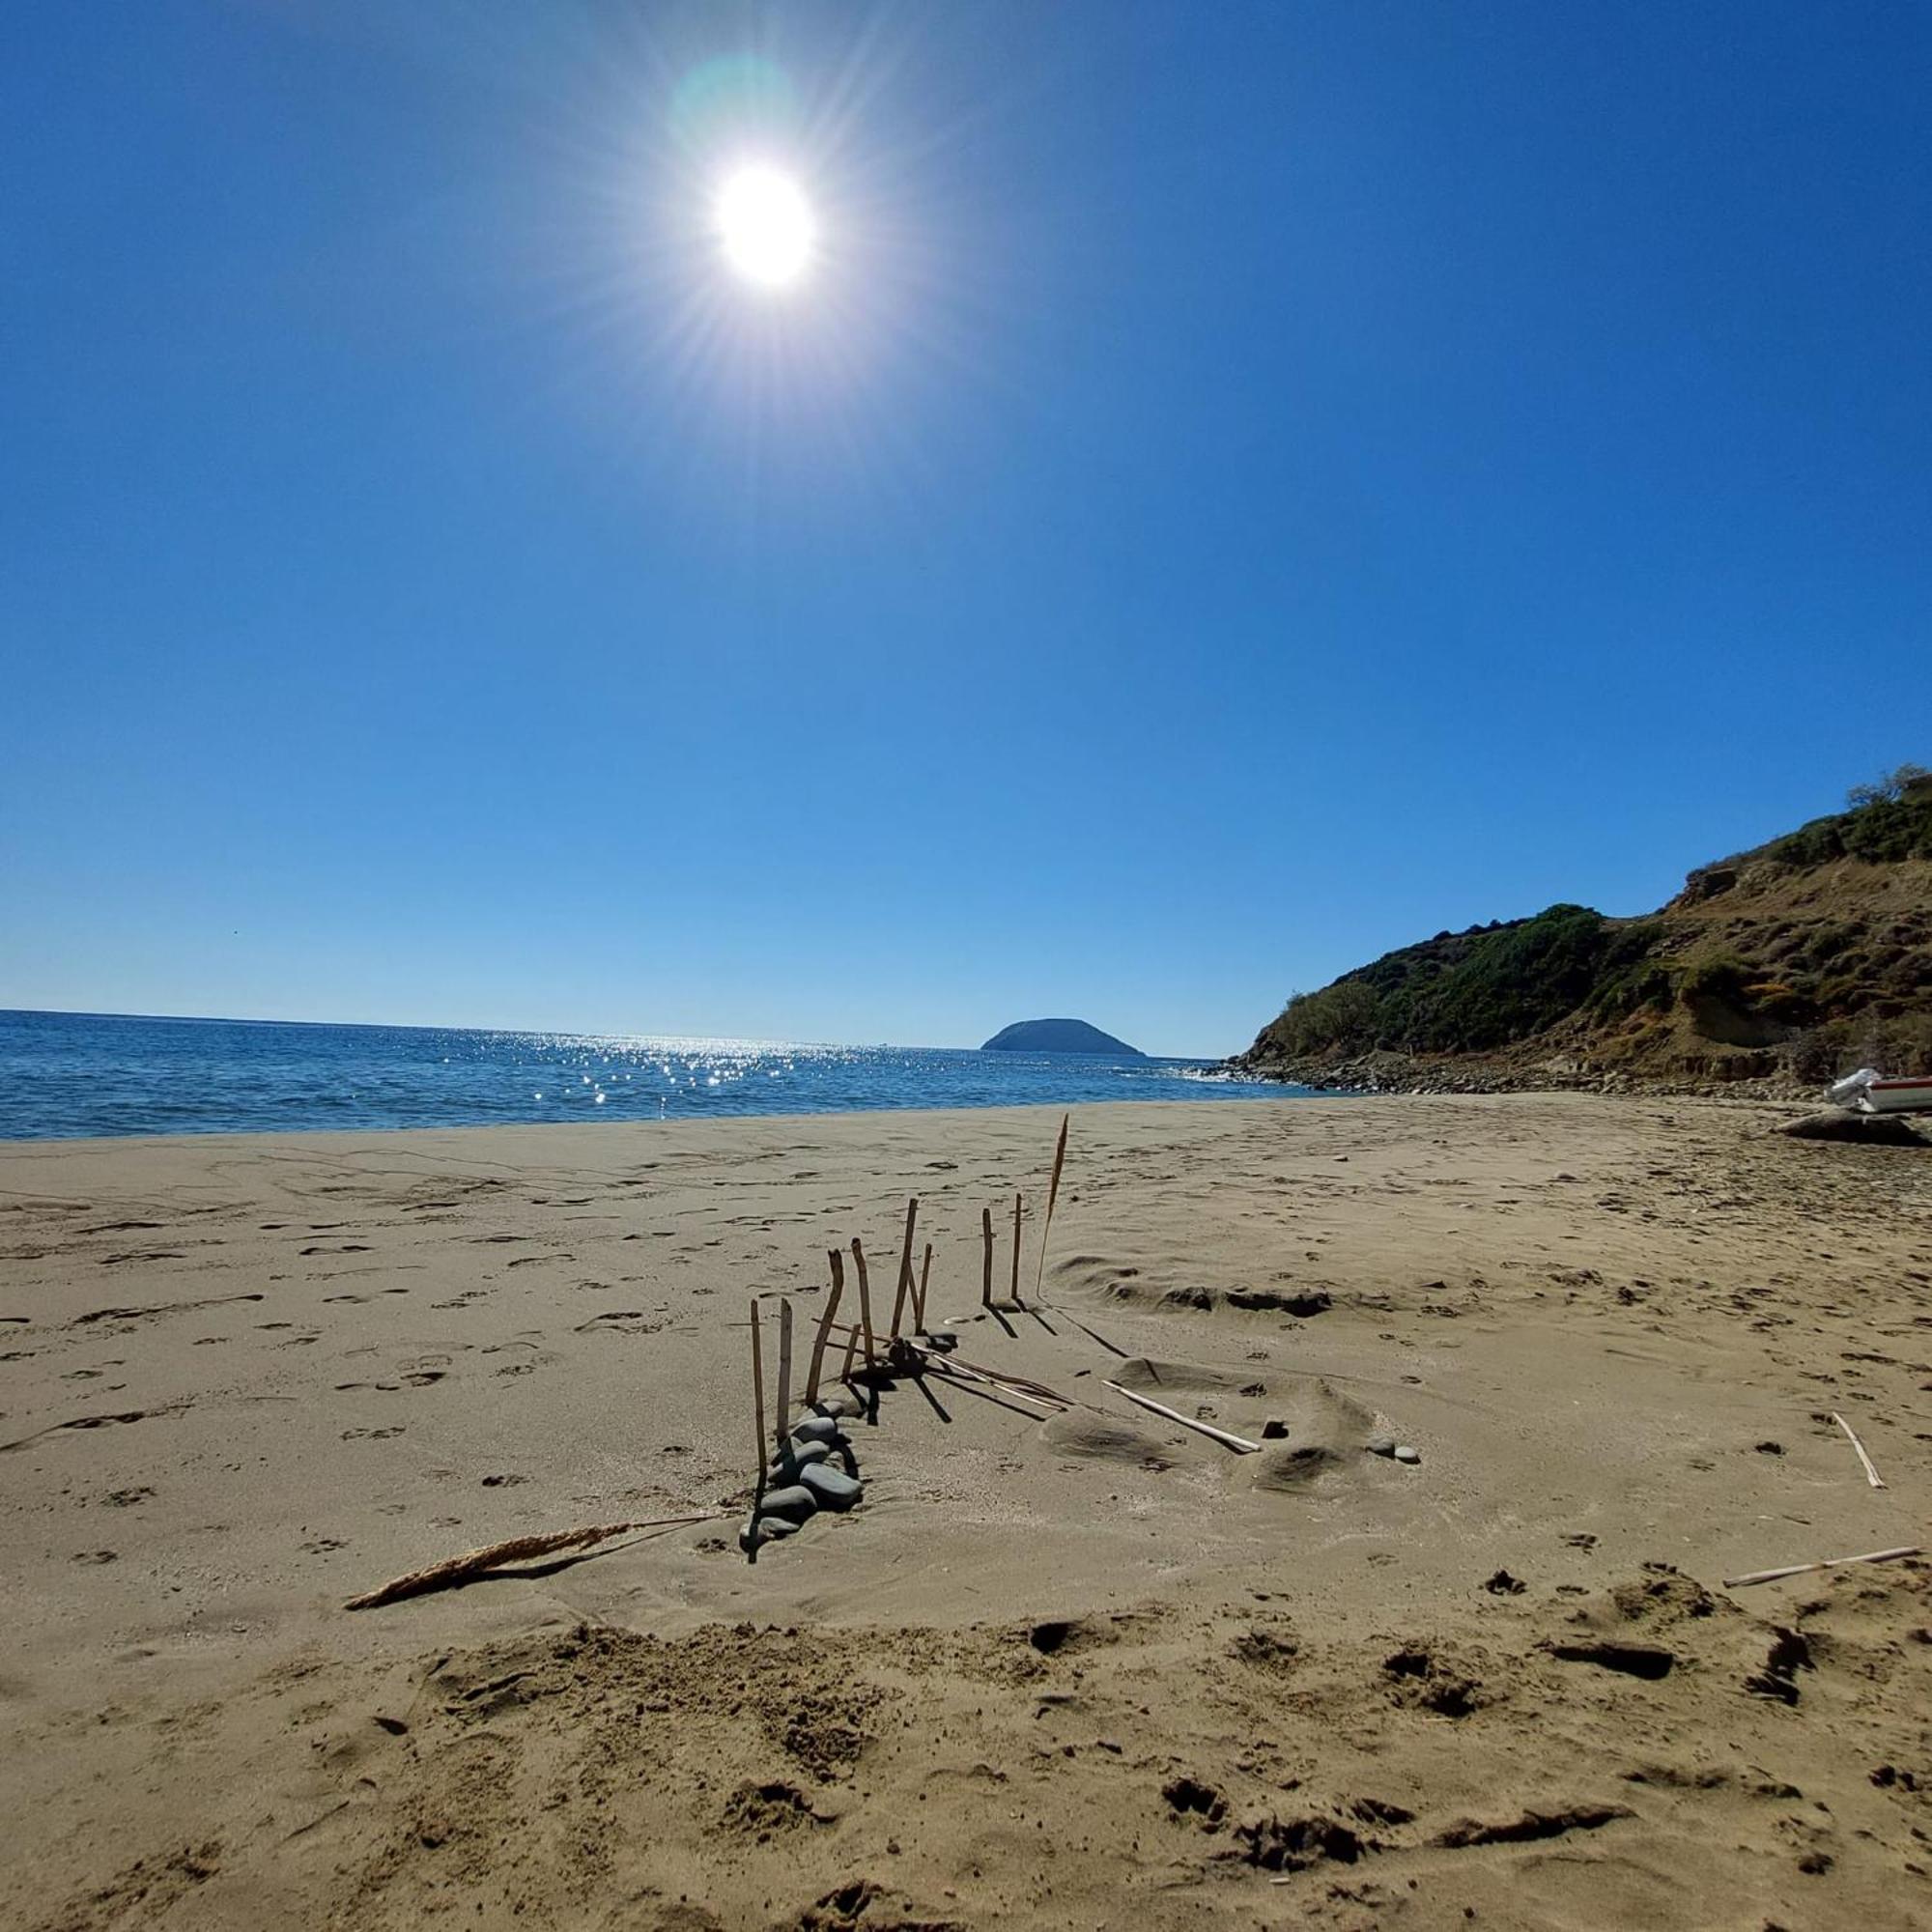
[1, 1094, 1928, 1930]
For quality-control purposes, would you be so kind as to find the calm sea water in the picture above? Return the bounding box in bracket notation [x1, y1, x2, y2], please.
[0, 1009, 1296, 1142]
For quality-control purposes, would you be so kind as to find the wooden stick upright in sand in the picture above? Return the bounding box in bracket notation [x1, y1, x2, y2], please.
[850, 1236, 877, 1369]
[914, 1241, 933, 1332]
[804, 1249, 845, 1406]
[889, 1197, 920, 1338]
[774, 1298, 794, 1448]
[981, 1207, 994, 1308]
[750, 1298, 769, 1490]
[1035, 1111, 1068, 1300]
[1010, 1192, 1024, 1307]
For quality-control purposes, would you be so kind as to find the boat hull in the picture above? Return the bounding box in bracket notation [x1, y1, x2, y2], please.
[1861, 1079, 1932, 1116]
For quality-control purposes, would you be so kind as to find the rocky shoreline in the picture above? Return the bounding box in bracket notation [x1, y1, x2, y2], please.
[1228, 1046, 1816, 1104]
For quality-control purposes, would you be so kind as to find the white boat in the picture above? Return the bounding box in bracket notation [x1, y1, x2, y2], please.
[1861, 1076, 1932, 1116]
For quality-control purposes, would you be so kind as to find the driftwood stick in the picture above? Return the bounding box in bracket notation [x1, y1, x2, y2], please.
[927, 1368, 1060, 1419]
[889, 1198, 920, 1338]
[1723, 1545, 1919, 1589]
[1010, 1192, 1023, 1307]
[345, 1516, 721, 1610]
[924, 1347, 1075, 1406]
[838, 1321, 860, 1387]
[981, 1208, 994, 1308]
[750, 1298, 769, 1489]
[1103, 1379, 1260, 1453]
[815, 1321, 1068, 1409]
[1833, 1411, 1887, 1489]
[1035, 1111, 1068, 1299]
[914, 1241, 933, 1332]
[804, 1249, 845, 1405]
[775, 1298, 794, 1445]
[850, 1237, 876, 1368]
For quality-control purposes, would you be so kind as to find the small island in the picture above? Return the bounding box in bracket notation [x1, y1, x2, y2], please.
[980, 1018, 1144, 1057]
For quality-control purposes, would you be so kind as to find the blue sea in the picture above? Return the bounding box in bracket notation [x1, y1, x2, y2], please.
[0, 1009, 1294, 1142]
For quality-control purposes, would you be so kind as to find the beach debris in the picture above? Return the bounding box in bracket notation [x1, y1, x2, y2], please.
[1011, 1192, 1025, 1307]
[1261, 1417, 1290, 1439]
[345, 1516, 719, 1610]
[774, 1297, 795, 1449]
[751, 1297, 770, 1491]
[1103, 1379, 1260, 1453]
[1394, 1445, 1422, 1464]
[981, 1207, 995, 1309]
[1721, 1545, 1921, 1589]
[915, 1240, 933, 1332]
[1365, 1435, 1397, 1458]
[1483, 1569, 1526, 1595]
[1832, 1411, 1887, 1489]
[889, 1197, 920, 1338]
[849, 1237, 878, 1370]
[1035, 1112, 1069, 1299]
[804, 1250, 845, 1406]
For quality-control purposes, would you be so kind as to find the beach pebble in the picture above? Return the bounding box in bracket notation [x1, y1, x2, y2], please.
[789, 1415, 843, 1445]
[780, 1440, 833, 1470]
[1366, 1435, 1397, 1458]
[798, 1462, 863, 1510]
[740, 1513, 798, 1552]
[757, 1484, 820, 1522]
[813, 1394, 860, 1420]
[1393, 1444, 1422, 1464]
[923, 1332, 959, 1352]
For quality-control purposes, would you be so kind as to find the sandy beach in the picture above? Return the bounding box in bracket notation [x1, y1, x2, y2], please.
[3, 1094, 1928, 1929]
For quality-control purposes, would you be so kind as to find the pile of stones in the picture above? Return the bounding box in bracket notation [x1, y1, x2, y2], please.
[741, 1395, 866, 1553]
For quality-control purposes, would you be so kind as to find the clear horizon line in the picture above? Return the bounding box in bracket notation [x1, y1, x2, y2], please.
[1, 1004, 1217, 1061]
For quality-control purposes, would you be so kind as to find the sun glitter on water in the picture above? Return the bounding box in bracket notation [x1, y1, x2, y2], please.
[713, 165, 816, 290]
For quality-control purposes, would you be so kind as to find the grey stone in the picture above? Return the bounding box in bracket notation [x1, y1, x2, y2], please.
[1365, 1435, 1397, 1457]
[740, 1513, 798, 1552]
[798, 1462, 863, 1510]
[1777, 1110, 1927, 1148]
[789, 1415, 843, 1445]
[1393, 1444, 1422, 1464]
[780, 1440, 833, 1471]
[757, 1483, 820, 1521]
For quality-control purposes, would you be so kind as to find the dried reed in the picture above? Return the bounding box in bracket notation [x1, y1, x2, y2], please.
[345, 1516, 721, 1611]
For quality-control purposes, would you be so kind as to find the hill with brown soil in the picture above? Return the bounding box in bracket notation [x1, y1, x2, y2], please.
[1236, 770, 1932, 1095]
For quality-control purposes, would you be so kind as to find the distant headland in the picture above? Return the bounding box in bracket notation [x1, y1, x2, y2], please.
[980, 1018, 1144, 1057]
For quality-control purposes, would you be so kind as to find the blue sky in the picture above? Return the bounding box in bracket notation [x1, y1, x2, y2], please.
[4, 2, 1927, 1057]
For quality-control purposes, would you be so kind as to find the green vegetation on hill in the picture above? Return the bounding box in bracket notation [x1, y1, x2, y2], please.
[1244, 770, 1932, 1091]
[1261, 906, 1671, 1059]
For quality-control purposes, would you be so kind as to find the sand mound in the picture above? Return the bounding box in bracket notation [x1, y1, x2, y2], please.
[1038, 1411, 1177, 1469]
[1244, 1378, 1380, 1492]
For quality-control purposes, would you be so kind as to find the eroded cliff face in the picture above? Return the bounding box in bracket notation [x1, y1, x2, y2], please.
[1238, 781, 1932, 1095]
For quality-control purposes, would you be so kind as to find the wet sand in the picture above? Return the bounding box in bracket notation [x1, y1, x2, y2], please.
[2, 1095, 1928, 1929]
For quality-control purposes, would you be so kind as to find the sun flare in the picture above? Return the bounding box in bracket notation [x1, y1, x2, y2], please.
[714, 166, 816, 290]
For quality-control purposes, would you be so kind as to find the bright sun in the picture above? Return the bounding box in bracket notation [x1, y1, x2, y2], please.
[714, 166, 816, 290]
